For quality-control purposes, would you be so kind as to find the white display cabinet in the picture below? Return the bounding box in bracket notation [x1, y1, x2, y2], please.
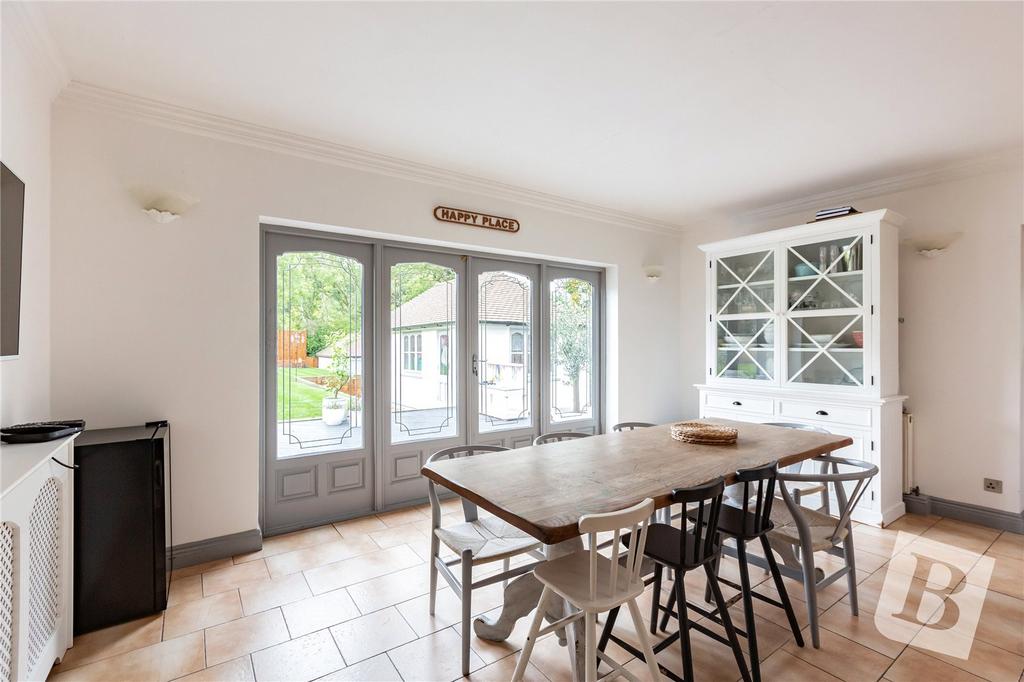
[696, 209, 907, 525]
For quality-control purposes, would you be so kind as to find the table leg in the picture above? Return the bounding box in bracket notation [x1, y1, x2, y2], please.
[473, 537, 586, 680]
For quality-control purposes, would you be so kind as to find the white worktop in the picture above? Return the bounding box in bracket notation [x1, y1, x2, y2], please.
[0, 434, 78, 497]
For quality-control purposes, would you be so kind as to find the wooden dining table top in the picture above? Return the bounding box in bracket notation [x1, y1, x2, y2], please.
[420, 419, 852, 545]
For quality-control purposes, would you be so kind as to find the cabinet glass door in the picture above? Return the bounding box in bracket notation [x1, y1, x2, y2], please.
[713, 249, 775, 382]
[785, 233, 866, 387]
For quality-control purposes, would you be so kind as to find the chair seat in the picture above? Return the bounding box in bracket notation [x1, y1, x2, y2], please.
[635, 523, 719, 569]
[534, 551, 646, 611]
[434, 515, 541, 564]
[768, 504, 848, 551]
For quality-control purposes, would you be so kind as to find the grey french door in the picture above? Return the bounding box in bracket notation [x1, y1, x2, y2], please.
[469, 259, 540, 448]
[380, 247, 466, 509]
[263, 233, 375, 535]
[263, 229, 603, 532]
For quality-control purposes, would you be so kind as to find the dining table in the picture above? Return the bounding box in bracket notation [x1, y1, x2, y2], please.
[420, 419, 852, 680]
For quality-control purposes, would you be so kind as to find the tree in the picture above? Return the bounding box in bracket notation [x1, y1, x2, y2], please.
[390, 262, 455, 309]
[550, 278, 592, 414]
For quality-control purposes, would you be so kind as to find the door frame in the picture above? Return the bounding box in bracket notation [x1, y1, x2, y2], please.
[259, 222, 606, 533]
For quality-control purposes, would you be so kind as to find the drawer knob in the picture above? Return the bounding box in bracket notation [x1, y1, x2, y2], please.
[732, 401, 742, 406]
[815, 410, 829, 416]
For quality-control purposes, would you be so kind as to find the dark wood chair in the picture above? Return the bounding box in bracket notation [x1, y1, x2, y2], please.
[670, 463, 804, 682]
[598, 478, 750, 682]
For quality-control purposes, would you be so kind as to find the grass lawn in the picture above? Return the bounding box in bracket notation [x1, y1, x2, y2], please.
[277, 367, 331, 421]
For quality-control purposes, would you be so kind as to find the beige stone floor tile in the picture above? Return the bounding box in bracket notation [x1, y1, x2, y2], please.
[842, 565, 952, 617]
[809, 546, 889, 575]
[468, 652, 549, 681]
[50, 631, 204, 682]
[333, 514, 388, 538]
[347, 563, 434, 614]
[987, 531, 1024, 561]
[887, 538, 981, 584]
[885, 514, 942, 536]
[234, 525, 342, 564]
[175, 655, 255, 682]
[970, 553, 1024, 600]
[850, 525, 918, 559]
[205, 608, 291, 667]
[172, 557, 233, 580]
[264, 535, 381, 578]
[168, 575, 205, 607]
[369, 522, 431, 550]
[462, 606, 545, 665]
[520, 634, 586, 682]
[164, 589, 244, 640]
[251, 630, 345, 682]
[752, 584, 816, 628]
[52, 613, 164, 672]
[316, 653, 402, 681]
[909, 626, 1024, 682]
[329, 607, 418, 665]
[927, 586, 1024, 655]
[818, 601, 918, 658]
[650, 628, 749, 682]
[885, 647, 985, 682]
[783, 626, 894, 682]
[239, 573, 312, 615]
[376, 506, 431, 528]
[920, 519, 1001, 556]
[281, 588, 361, 639]
[758, 649, 842, 681]
[780, 568, 871, 612]
[395, 580, 506, 638]
[203, 560, 272, 597]
[304, 545, 423, 594]
[388, 627, 485, 681]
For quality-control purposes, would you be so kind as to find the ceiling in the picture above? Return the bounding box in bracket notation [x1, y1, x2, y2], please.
[37, 1, 1023, 227]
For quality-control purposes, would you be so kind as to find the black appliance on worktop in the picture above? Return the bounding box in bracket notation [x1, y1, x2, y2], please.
[73, 421, 172, 634]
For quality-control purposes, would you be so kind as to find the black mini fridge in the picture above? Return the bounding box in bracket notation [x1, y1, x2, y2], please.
[73, 422, 172, 634]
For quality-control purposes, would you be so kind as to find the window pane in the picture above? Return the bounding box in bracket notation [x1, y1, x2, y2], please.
[550, 277, 594, 422]
[276, 252, 363, 458]
[391, 263, 457, 442]
[478, 271, 532, 432]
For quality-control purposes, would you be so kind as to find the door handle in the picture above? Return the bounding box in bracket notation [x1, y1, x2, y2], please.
[472, 354, 479, 377]
[732, 401, 742, 406]
[815, 410, 829, 416]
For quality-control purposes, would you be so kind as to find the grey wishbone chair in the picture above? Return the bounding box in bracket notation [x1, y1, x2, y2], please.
[759, 455, 878, 648]
[762, 422, 832, 514]
[425, 445, 546, 676]
[611, 421, 655, 432]
[533, 431, 590, 445]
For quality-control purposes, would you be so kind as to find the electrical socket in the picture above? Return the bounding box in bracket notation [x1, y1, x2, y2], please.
[984, 478, 1003, 494]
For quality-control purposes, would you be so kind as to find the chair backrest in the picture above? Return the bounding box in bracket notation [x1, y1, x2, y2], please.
[611, 422, 655, 432]
[425, 445, 509, 525]
[763, 422, 831, 475]
[578, 498, 655, 600]
[778, 455, 878, 543]
[732, 463, 779, 539]
[672, 477, 725, 569]
[533, 431, 589, 446]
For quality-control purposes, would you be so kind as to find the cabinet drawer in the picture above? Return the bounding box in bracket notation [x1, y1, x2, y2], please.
[778, 400, 871, 427]
[704, 393, 774, 415]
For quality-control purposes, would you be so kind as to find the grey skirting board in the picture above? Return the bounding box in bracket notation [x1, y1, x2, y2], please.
[170, 528, 263, 570]
[904, 493, 1024, 533]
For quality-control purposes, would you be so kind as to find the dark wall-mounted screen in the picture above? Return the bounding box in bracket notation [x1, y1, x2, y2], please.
[1, 162, 25, 357]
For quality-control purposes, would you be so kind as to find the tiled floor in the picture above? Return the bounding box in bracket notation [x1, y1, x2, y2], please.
[48, 508, 1024, 682]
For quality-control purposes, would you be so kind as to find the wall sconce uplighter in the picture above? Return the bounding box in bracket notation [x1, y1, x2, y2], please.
[643, 265, 663, 282]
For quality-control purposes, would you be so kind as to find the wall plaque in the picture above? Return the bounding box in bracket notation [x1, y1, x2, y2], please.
[433, 206, 520, 233]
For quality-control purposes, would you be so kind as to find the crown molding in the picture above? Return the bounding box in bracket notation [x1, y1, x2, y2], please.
[2, 3, 70, 95]
[56, 81, 685, 236]
[731, 146, 1023, 225]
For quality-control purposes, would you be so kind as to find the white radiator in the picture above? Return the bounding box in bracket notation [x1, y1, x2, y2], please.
[902, 413, 914, 494]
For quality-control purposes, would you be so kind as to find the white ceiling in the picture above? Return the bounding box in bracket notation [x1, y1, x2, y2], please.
[38, 1, 1023, 226]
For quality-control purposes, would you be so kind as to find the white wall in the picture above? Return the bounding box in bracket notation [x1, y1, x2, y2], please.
[50, 103, 683, 545]
[0, 8, 65, 426]
[679, 167, 1024, 514]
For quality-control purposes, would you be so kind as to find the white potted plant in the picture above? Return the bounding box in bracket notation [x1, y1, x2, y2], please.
[321, 344, 351, 427]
